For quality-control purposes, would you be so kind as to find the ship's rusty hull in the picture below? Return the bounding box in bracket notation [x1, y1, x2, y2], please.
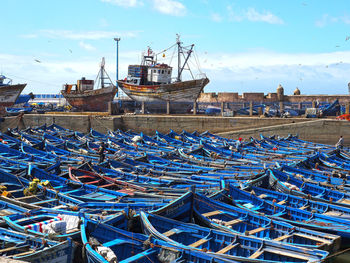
[0, 84, 26, 113]
[117, 78, 209, 102]
[61, 86, 117, 112]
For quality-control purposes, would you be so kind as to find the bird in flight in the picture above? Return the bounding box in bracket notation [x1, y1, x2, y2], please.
[34, 59, 41, 63]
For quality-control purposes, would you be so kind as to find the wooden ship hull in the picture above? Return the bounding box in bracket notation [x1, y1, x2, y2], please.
[0, 84, 26, 112]
[117, 77, 209, 102]
[61, 85, 117, 112]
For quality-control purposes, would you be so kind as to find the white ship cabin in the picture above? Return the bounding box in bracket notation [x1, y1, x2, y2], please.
[147, 64, 172, 84]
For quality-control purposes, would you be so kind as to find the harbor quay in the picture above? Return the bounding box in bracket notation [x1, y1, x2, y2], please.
[1, 114, 350, 146]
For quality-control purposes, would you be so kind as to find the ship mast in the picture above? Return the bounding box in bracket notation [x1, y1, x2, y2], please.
[94, 57, 114, 89]
[100, 57, 105, 88]
[176, 34, 194, 82]
[177, 34, 181, 82]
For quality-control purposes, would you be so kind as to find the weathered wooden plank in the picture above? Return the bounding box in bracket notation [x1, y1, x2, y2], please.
[189, 238, 208, 248]
[162, 229, 176, 237]
[249, 249, 264, 259]
[224, 219, 243, 226]
[273, 234, 291, 242]
[294, 233, 331, 244]
[202, 210, 222, 217]
[216, 243, 238, 254]
[248, 227, 266, 235]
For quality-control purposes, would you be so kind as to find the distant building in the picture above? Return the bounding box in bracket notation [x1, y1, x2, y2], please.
[29, 94, 67, 106]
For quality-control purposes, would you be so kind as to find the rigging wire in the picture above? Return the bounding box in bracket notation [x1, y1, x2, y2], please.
[154, 43, 177, 57]
[4, 74, 60, 89]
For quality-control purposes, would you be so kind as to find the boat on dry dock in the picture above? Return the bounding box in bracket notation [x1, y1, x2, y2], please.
[61, 58, 117, 111]
[0, 75, 26, 114]
[117, 35, 209, 102]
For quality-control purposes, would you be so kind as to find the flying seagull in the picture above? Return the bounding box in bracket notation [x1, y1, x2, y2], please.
[34, 59, 41, 63]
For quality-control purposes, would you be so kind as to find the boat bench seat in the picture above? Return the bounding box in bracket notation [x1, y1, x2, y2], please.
[277, 200, 286, 205]
[202, 210, 222, 217]
[249, 249, 264, 259]
[217, 243, 238, 254]
[103, 239, 127, 248]
[12, 249, 35, 257]
[224, 219, 243, 226]
[163, 229, 178, 237]
[189, 238, 209, 248]
[0, 244, 30, 253]
[294, 233, 331, 244]
[264, 247, 310, 261]
[16, 195, 37, 201]
[273, 234, 291, 242]
[247, 227, 266, 235]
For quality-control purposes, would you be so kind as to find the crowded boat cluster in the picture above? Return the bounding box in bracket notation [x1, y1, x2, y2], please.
[0, 124, 350, 262]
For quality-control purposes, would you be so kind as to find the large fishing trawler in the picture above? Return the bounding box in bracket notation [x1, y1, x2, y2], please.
[117, 35, 209, 102]
[0, 75, 26, 113]
[61, 58, 117, 112]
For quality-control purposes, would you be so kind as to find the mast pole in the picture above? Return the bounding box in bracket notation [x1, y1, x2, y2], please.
[178, 44, 194, 79]
[177, 34, 181, 82]
[114, 37, 121, 97]
[101, 58, 105, 88]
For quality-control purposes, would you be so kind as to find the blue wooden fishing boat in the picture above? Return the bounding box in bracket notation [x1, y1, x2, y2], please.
[0, 143, 60, 170]
[247, 182, 350, 219]
[27, 166, 129, 202]
[81, 215, 238, 263]
[227, 183, 350, 239]
[0, 132, 23, 149]
[267, 169, 350, 206]
[3, 208, 81, 240]
[6, 107, 33, 115]
[0, 169, 83, 209]
[0, 227, 73, 263]
[140, 212, 329, 262]
[152, 191, 340, 252]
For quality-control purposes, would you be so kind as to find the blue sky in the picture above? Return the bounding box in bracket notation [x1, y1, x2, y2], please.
[1, 0, 350, 95]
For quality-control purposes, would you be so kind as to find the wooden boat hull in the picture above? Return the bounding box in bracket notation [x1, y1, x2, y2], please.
[61, 85, 117, 111]
[0, 228, 73, 263]
[117, 78, 209, 102]
[0, 84, 26, 113]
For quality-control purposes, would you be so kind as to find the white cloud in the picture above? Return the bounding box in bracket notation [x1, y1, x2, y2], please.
[316, 14, 350, 27]
[39, 30, 139, 40]
[245, 8, 284, 24]
[211, 13, 223, 22]
[227, 5, 283, 24]
[200, 50, 350, 70]
[101, 0, 142, 7]
[79, 41, 96, 51]
[153, 0, 186, 16]
[198, 50, 350, 94]
[20, 34, 38, 39]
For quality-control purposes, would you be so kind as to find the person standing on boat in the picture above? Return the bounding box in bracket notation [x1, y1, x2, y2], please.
[236, 137, 243, 152]
[98, 142, 106, 163]
[336, 135, 344, 149]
